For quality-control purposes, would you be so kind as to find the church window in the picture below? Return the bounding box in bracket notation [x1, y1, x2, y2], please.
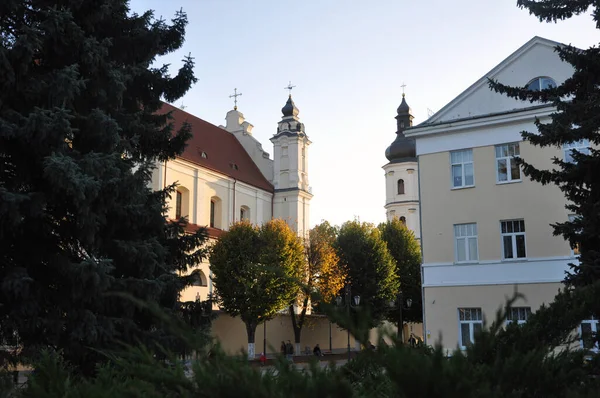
[175, 191, 183, 219]
[240, 206, 250, 221]
[192, 270, 208, 287]
[400, 216, 406, 225]
[397, 179, 405, 195]
[210, 200, 215, 228]
[451, 149, 474, 188]
[526, 76, 556, 91]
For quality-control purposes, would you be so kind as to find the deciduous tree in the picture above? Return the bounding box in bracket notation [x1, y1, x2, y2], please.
[289, 221, 346, 354]
[335, 220, 399, 329]
[211, 219, 304, 358]
[379, 218, 422, 324]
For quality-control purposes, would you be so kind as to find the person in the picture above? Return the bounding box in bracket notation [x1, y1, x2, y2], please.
[285, 340, 294, 362]
[280, 341, 286, 356]
[408, 333, 417, 348]
[313, 343, 322, 357]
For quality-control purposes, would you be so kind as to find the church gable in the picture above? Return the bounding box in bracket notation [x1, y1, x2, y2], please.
[422, 37, 574, 125]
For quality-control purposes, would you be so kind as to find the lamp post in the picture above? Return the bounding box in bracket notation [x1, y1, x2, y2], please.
[390, 293, 412, 343]
[336, 285, 360, 360]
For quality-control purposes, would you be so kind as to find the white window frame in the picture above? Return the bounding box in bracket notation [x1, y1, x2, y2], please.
[450, 149, 474, 189]
[495, 143, 521, 183]
[563, 139, 590, 163]
[500, 220, 527, 260]
[579, 317, 599, 352]
[505, 307, 531, 326]
[454, 223, 478, 263]
[458, 308, 483, 349]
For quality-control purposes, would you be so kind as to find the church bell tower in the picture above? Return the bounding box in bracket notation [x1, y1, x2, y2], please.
[270, 91, 312, 236]
[383, 92, 420, 240]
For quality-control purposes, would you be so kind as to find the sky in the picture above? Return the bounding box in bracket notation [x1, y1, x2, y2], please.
[130, 0, 597, 228]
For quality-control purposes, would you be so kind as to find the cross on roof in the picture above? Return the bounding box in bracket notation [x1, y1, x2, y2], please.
[401, 82, 407, 97]
[229, 88, 242, 110]
[284, 81, 296, 96]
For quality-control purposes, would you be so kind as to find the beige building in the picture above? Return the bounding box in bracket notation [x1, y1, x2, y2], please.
[404, 37, 593, 352]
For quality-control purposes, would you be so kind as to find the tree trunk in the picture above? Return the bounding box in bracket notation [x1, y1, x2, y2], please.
[289, 295, 309, 356]
[245, 322, 257, 360]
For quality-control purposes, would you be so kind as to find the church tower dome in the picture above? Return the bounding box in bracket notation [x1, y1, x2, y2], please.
[281, 95, 300, 118]
[385, 94, 416, 162]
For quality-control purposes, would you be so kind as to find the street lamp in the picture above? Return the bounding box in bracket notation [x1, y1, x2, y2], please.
[336, 285, 360, 360]
[390, 293, 412, 343]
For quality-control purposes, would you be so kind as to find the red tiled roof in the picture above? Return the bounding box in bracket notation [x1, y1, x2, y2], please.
[161, 102, 274, 192]
[184, 222, 225, 239]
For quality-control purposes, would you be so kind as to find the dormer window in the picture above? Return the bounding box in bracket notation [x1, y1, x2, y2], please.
[201, 151, 208, 159]
[527, 77, 556, 91]
[230, 162, 239, 170]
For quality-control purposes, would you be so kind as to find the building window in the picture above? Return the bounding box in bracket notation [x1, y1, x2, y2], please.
[580, 317, 598, 351]
[495, 143, 521, 183]
[240, 206, 250, 221]
[506, 307, 531, 325]
[175, 191, 183, 219]
[192, 270, 208, 287]
[210, 200, 216, 228]
[527, 76, 556, 91]
[397, 179, 405, 195]
[501, 220, 526, 260]
[458, 308, 483, 349]
[563, 139, 590, 163]
[568, 214, 581, 256]
[450, 149, 474, 188]
[454, 223, 478, 263]
[400, 216, 406, 225]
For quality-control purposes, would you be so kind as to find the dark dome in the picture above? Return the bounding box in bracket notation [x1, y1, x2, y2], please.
[282, 95, 299, 117]
[385, 133, 416, 162]
[397, 94, 410, 114]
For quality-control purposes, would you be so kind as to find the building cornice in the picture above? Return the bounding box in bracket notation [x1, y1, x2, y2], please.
[405, 105, 554, 139]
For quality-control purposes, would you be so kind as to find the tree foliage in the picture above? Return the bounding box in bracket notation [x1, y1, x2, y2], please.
[211, 220, 304, 351]
[379, 218, 422, 323]
[0, 0, 205, 373]
[335, 220, 399, 328]
[289, 221, 346, 351]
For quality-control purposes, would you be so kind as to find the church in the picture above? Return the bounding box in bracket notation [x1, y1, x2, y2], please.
[152, 94, 356, 355]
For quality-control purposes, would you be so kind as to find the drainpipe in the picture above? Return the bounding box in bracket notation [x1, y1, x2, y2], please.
[163, 160, 167, 189]
[232, 178, 237, 223]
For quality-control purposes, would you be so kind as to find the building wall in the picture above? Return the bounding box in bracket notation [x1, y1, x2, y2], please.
[418, 122, 573, 269]
[211, 314, 401, 356]
[424, 283, 562, 350]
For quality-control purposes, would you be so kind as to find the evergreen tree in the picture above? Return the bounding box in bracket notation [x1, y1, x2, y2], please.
[0, 0, 205, 373]
[489, 1, 600, 290]
[379, 218, 422, 324]
[335, 220, 399, 329]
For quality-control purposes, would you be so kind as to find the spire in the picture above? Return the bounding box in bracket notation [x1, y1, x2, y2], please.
[385, 91, 416, 162]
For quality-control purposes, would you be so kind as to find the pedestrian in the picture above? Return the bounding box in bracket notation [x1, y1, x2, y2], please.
[313, 343, 322, 357]
[285, 340, 294, 362]
[280, 341, 286, 356]
[408, 333, 417, 348]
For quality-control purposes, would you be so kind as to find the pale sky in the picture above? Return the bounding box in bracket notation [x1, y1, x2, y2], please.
[130, 0, 597, 228]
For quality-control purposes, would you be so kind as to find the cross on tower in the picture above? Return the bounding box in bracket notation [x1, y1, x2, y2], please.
[401, 82, 407, 97]
[284, 81, 296, 96]
[229, 88, 242, 110]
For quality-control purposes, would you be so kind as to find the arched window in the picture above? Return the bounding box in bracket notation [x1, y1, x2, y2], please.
[175, 186, 190, 220]
[240, 205, 250, 221]
[400, 216, 406, 225]
[192, 270, 208, 287]
[397, 179, 405, 195]
[175, 191, 183, 219]
[527, 76, 556, 91]
[210, 196, 222, 229]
